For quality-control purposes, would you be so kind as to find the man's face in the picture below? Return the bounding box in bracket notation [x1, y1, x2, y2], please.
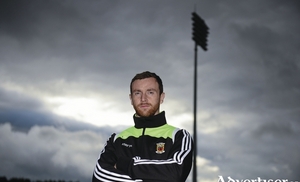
[130, 77, 165, 117]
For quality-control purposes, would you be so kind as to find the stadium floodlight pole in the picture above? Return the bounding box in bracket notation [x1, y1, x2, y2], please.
[191, 11, 209, 182]
[192, 37, 198, 182]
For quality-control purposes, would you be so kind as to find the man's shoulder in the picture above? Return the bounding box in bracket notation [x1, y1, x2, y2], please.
[162, 124, 191, 134]
[115, 126, 141, 140]
[163, 125, 192, 139]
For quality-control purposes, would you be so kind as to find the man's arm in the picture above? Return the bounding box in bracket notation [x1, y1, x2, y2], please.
[116, 129, 194, 182]
[92, 133, 142, 182]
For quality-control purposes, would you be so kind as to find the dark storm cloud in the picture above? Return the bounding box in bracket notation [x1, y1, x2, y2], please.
[0, 123, 105, 182]
[0, 0, 188, 91]
[0, 1, 88, 43]
[0, 86, 120, 135]
[0, 86, 51, 131]
[0, 1, 91, 64]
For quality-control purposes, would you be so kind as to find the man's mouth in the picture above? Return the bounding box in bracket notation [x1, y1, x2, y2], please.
[140, 104, 151, 108]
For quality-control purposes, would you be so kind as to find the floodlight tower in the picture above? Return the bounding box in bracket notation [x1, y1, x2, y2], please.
[191, 11, 209, 182]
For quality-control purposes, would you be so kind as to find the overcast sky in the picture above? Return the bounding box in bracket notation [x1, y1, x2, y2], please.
[0, 1, 300, 182]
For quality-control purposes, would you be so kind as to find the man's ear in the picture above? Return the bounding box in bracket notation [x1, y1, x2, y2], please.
[129, 94, 133, 105]
[160, 92, 165, 104]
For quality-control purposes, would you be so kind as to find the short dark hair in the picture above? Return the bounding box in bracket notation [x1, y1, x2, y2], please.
[130, 71, 163, 94]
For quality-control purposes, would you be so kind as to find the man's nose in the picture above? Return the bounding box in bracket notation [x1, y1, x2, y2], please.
[141, 92, 147, 101]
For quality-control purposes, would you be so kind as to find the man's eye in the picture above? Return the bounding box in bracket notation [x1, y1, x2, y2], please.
[134, 92, 141, 95]
[147, 91, 155, 95]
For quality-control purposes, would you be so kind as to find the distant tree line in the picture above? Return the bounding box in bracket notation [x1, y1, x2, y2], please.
[0, 177, 79, 182]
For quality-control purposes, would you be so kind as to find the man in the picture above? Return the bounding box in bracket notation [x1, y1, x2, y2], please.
[93, 71, 194, 182]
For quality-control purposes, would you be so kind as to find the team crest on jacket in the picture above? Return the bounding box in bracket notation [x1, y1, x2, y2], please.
[156, 142, 165, 154]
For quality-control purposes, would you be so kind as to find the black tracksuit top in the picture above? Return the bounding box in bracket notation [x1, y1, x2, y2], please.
[93, 111, 194, 182]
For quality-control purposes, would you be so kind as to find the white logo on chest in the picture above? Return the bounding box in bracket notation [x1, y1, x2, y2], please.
[122, 143, 132, 148]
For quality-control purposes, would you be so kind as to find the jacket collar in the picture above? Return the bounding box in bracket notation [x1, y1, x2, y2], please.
[133, 111, 167, 129]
